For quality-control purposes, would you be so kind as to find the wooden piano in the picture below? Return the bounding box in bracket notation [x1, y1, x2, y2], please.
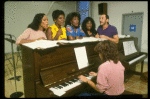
[118, 37, 148, 81]
[21, 41, 101, 98]
[21, 37, 148, 97]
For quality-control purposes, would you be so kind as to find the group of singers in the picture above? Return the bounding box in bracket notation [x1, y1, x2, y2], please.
[16, 10, 124, 97]
[16, 10, 119, 45]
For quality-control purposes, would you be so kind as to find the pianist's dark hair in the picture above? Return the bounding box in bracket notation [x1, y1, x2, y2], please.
[64, 12, 81, 28]
[27, 13, 46, 31]
[81, 17, 97, 37]
[52, 10, 65, 22]
[94, 40, 119, 64]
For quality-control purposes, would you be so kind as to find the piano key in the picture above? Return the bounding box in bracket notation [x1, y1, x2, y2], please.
[49, 72, 96, 93]
[129, 54, 146, 65]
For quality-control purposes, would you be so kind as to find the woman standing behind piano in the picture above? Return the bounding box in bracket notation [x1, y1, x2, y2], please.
[64, 12, 85, 40]
[78, 40, 125, 97]
[16, 13, 48, 45]
[81, 17, 98, 37]
[46, 10, 67, 40]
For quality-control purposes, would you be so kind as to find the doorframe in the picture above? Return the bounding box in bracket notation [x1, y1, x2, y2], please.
[121, 12, 144, 51]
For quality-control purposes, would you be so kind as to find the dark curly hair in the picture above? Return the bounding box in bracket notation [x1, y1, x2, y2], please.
[28, 13, 45, 31]
[81, 17, 97, 37]
[94, 40, 119, 64]
[52, 10, 65, 21]
[64, 12, 81, 27]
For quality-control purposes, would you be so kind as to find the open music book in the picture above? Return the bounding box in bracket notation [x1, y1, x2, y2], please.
[22, 40, 59, 49]
[22, 37, 107, 49]
[123, 41, 137, 56]
[74, 46, 89, 70]
[58, 37, 107, 44]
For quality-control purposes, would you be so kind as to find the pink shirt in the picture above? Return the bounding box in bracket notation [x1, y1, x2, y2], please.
[16, 28, 47, 45]
[96, 60, 125, 95]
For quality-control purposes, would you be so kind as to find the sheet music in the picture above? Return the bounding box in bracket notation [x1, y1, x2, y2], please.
[74, 46, 89, 70]
[22, 40, 59, 49]
[123, 41, 137, 56]
[118, 35, 130, 38]
[57, 37, 107, 44]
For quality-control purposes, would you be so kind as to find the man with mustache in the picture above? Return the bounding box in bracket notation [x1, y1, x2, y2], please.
[95, 14, 119, 43]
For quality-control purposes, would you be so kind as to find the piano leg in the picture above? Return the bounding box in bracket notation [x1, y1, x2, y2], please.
[141, 61, 144, 75]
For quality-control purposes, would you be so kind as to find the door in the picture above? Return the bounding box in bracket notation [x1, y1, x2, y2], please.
[122, 12, 144, 51]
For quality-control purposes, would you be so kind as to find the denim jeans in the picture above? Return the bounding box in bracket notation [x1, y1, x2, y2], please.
[78, 92, 104, 96]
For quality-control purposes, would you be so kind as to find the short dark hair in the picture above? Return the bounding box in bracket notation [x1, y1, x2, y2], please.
[28, 13, 45, 31]
[94, 40, 119, 64]
[64, 12, 81, 27]
[81, 17, 97, 36]
[101, 13, 109, 20]
[98, 13, 109, 28]
[52, 10, 65, 21]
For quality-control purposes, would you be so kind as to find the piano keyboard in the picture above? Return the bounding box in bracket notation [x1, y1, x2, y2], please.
[49, 74, 94, 96]
[129, 54, 146, 65]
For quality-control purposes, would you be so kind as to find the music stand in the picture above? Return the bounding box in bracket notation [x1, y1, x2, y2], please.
[5, 34, 23, 98]
[4, 38, 21, 81]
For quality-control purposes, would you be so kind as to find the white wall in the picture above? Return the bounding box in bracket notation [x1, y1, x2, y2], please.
[91, 1, 148, 63]
[4, 1, 76, 53]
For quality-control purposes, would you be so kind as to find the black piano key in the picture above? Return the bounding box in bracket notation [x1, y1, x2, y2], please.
[56, 85, 63, 89]
[83, 74, 89, 77]
[61, 83, 68, 87]
[68, 81, 73, 84]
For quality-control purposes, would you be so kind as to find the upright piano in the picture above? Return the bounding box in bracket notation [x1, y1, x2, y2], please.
[21, 37, 147, 98]
[21, 41, 101, 98]
[118, 37, 148, 82]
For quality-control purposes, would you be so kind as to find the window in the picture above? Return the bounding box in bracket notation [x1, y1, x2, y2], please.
[77, 1, 89, 25]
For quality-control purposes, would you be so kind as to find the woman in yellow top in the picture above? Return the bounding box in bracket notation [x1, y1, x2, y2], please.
[46, 10, 67, 40]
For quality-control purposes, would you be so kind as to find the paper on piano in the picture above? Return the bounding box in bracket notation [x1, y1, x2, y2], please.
[22, 40, 59, 49]
[123, 41, 137, 56]
[118, 35, 130, 38]
[74, 46, 89, 69]
[57, 37, 107, 44]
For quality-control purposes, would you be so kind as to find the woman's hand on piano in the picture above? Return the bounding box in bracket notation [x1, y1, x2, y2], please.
[78, 75, 89, 83]
[89, 72, 97, 76]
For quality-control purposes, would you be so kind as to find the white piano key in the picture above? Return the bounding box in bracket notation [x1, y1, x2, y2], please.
[49, 73, 96, 96]
[129, 54, 146, 65]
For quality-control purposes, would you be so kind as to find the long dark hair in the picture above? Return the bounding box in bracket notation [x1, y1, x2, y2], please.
[94, 40, 119, 64]
[64, 12, 81, 28]
[28, 13, 45, 31]
[81, 17, 97, 36]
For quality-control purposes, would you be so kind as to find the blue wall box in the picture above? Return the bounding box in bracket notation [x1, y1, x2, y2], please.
[129, 25, 136, 32]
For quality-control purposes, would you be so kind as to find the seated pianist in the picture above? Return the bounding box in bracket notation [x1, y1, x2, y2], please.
[46, 10, 67, 40]
[78, 40, 125, 97]
[15, 13, 48, 45]
[95, 13, 119, 43]
[81, 17, 98, 37]
[64, 12, 85, 40]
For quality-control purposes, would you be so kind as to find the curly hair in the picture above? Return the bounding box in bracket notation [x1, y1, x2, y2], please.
[64, 12, 81, 27]
[81, 17, 97, 36]
[28, 13, 45, 31]
[52, 10, 65, 21]
[94, 40, 119, 64]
